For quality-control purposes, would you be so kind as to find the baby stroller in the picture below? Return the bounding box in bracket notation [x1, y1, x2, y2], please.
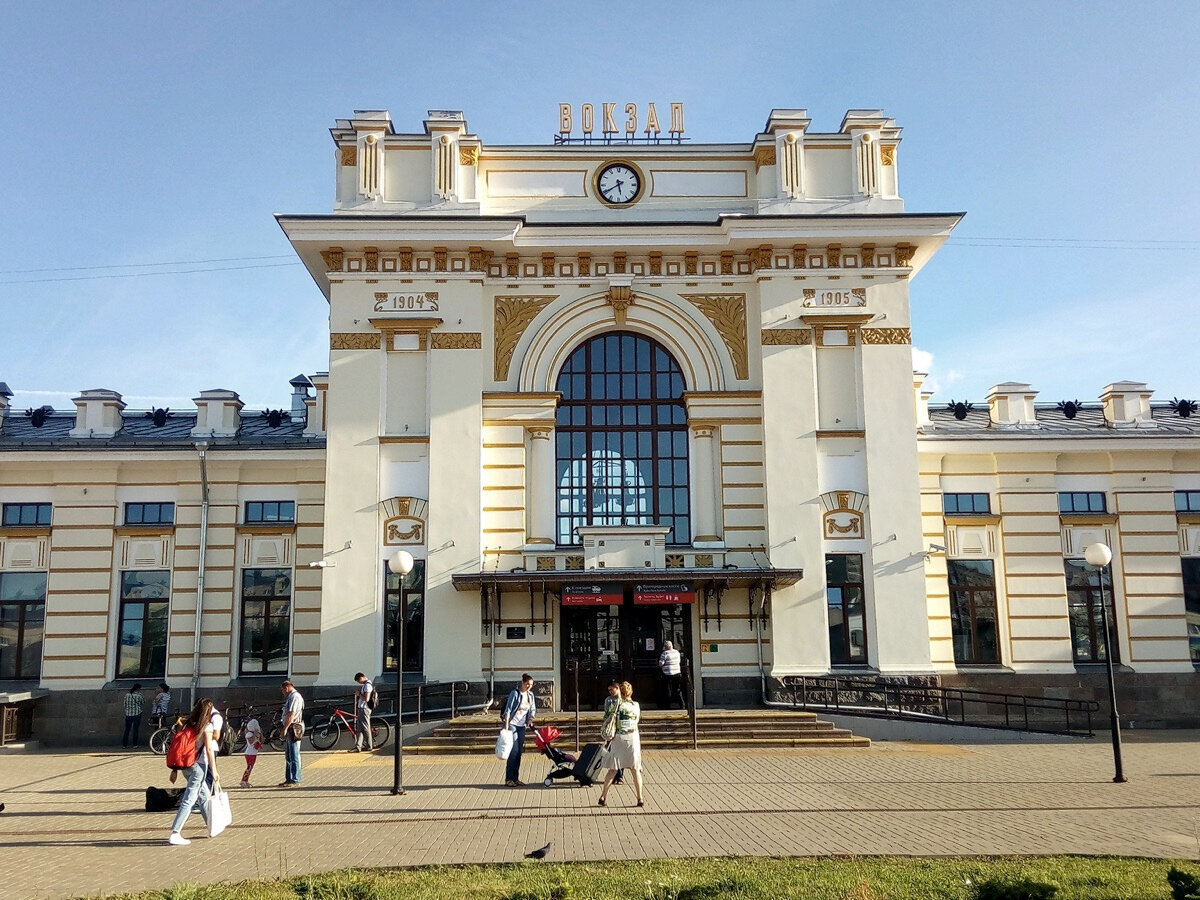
[534, 725, 607, 787]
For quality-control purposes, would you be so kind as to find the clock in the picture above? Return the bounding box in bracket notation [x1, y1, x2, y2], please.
[595, 161, 643, 207]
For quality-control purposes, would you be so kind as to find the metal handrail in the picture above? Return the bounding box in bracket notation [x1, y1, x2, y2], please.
[780, 675, 1098, 737]
[223, 680, 480, 729]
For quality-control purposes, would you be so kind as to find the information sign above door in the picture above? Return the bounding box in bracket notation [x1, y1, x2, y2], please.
[562, 583, 623, 606]
[634, 582, 695, 604]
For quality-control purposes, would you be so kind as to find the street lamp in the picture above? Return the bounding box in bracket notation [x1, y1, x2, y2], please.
[387, 549, 415, 795]
[1083, 541, 1127, 783]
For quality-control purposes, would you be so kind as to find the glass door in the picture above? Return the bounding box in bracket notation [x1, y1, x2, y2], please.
[561, 605, 621, 709]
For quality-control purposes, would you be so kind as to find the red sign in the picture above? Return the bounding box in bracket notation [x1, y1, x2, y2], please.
[633, 582, 695, 604]
[562, 583, 622, 606]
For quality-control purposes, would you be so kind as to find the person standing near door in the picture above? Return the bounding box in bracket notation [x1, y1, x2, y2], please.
[658, 641, 684, 708]
[501, 674, 536, 786]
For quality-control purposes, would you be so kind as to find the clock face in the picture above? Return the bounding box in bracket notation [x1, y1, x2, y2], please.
[596, 162, 642, 206]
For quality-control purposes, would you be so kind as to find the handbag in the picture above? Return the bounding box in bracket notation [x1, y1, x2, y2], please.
[495, 727, 514, 760]
[600, 707, 617, 742]
[288, 721, 304, 741]
[206, 785, 232, 838]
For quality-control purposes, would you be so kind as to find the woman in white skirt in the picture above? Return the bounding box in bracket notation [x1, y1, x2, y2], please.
[597, 681, 644, 807]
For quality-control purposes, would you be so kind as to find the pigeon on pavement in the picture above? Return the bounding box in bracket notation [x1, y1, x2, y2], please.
[525, 842, 551, 860]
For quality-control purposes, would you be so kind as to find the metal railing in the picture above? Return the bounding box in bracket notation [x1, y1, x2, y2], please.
[779, 675, 1098, 737]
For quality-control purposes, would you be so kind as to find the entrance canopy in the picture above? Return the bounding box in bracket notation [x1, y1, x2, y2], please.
[451, 566, 802, 595]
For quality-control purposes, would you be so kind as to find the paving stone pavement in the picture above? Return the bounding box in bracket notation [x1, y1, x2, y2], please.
[2, 732, 1199, 898]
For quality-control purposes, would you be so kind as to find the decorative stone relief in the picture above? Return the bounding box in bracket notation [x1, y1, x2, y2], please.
[859, 328, 912, 345]
[493, 295, 557, 380]
[820, 490, 867, 540]
[331, 333, 381, 350]
[880, 145, 896, 166]
[754, 146, 776, 168]
[431, 332, 482, 350]
[761, 328, 811, 346]
[339, 146, 357, 167]
[320, 248, 344, 272]
[458, 145, 479, 166]
[681, 293, 748, 380]
[606, 284, 635, 325]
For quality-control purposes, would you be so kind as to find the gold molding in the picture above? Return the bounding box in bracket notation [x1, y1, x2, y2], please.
[606, 284, 635, 325]
[680, 293, 749, 380]
[339, 146, 357, 167]
[331, 332, 381, 350]
[320, 247, 344, 272]
[494, 295, 557, 380]
[880, 145, 896, 166]
[459, 145, 480, 166]
[431, 332, 482, 350]
[860, 327, 912, 345]
[754, 146, 776, 168]
[761, 328, 811, 346]
[895, 244, 915, 267]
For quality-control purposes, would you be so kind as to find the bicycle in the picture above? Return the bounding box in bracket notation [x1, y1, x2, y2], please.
[308, 706, 390, 751]
[148, 713, 185, 755]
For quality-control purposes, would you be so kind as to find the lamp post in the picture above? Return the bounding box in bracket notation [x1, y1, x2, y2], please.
[1083, 541, 1126, 783]
[387, 549, 414, 795]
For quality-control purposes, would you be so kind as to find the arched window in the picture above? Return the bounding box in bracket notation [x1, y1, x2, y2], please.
[555, 332, 691, 545]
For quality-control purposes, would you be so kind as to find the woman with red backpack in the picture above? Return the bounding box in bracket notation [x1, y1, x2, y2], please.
[166, 697, 222, 846]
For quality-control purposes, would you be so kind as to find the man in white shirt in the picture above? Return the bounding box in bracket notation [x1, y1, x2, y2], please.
[352, 672, 374, 752]
[658, 641, 684, 709]
[279, 680, 305, 787]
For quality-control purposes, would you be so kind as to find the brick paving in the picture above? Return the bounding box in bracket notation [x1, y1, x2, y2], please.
[2, 732, 1199, 898]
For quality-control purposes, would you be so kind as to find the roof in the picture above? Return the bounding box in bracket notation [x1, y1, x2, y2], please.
[922, 403, 1200, 439]
[0, 410, 325, 451]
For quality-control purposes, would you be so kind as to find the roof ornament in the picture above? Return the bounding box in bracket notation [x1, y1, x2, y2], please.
[1169, 397, 1198, 418]
[146, 407, 172, 427]
[1057, 400, 1083, 420]
[25, 406, 53, 427]
[946, 400, 973, 421]
[262, 408, 288, 428]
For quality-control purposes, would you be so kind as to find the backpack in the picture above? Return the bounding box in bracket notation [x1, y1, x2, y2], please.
[165, 727, 199, 770]
[145, 785, 184, 812]
[367, 687, 379, 711]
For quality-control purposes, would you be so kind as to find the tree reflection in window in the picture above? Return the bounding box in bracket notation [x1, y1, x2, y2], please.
[554, 332, 690, 545]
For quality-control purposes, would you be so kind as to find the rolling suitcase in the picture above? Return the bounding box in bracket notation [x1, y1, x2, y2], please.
[574, 742, 607, 786]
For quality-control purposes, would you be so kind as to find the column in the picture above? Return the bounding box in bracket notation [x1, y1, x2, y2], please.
[526, 426, 555, 545]
[690, 425, 720, 543]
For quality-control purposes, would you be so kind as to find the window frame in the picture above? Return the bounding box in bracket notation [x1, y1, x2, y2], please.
[383, 560, 427, 675]
[0, 570, 48, 681]
[1063, 558, 1118, 664]
[115, 570, 170, 679]
[123, 502, 176, 527]
[238, 567, 293, 676]
[1, 502, 52, 528]
[244, 500, 296, 525]
[826, 553, 868, 666]
[1058, 492, 1107, 514]
[942, 493, 991, 516]
[1175, 491, 1200, 514]
[1182, 557, 1200, 665]
[946, 559, 1001, 665]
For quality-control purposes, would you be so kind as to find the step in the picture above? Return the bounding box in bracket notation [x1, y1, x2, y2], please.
[409, 735, 871, 754]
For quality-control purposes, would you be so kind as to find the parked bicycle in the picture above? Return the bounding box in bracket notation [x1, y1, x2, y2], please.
[308, 706, 390, 751]
[148, 713, 185, 755]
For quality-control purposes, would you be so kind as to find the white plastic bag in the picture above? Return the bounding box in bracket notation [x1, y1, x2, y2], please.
[495, 727, 514, 760]
[206, 786, 233, 837]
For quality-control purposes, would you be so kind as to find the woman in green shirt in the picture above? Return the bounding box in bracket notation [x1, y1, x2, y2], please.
[597, 681, 643, 807]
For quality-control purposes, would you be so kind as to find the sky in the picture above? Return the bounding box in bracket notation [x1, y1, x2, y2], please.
[2, 2, 1198, 413]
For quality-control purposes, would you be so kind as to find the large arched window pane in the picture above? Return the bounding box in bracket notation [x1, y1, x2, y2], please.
[555, 332, 690, 545]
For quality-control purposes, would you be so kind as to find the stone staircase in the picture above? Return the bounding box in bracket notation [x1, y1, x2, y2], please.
[410, 709, 870, 754]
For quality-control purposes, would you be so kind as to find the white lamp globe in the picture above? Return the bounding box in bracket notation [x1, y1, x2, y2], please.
[388, 549, 415, 576]
[1084, 542, 1112, 568]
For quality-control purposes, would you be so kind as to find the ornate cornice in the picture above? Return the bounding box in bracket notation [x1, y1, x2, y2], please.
[761, 328, 811, 346]
[494, 295, 557, 380]
[860, 327, 912, 345]
[331, 333, 381, 350]
[681, 293, 749, 380]
[320, 247, 344, 272]
[431, 332, 482, 350]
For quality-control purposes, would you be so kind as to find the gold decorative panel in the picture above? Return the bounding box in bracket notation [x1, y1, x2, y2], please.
[339, 146, 357, 167]
[459, 145, 479, 166]
[536, 556, 556, 571]
[431, 332, 482, 350]
[754, 146, 776, 168]
[681, 293, 748, 380]
[860, 328, 912, 345]
[606, 284, 634, 325]
[880, 145, 896, 166]
[820, 490, 868, 540]
[666, 554, 685, 569]
[895, 244, 915, 267]
[565, 555, 584, 571]
[331, 333, 381, 350]
[320, 248, 344, 272]
[494, 295, 557, 380]
[761, 328, 811, 346]
[364, 248, 378, 272]
[694, 553, 714, 568]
